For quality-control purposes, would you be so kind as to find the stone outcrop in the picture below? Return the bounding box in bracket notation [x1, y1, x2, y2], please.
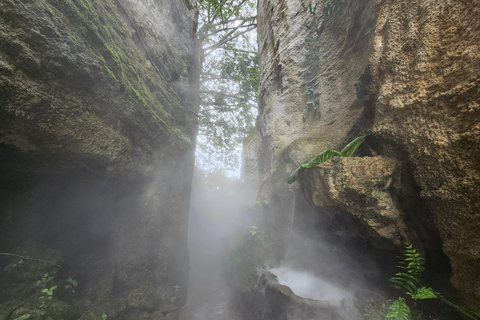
[0, 0, 200, 318]
[299, 156, 413, 245]
[251, 0, 480, 307]
[259, 271, 357, 320]
[368, 0, 480, 307]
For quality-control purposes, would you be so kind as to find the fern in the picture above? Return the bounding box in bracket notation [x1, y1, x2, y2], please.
[385, 298, 411, 320]
[286, 135, 367, 184]
[411, 287, 437, 300]
[389, 243, 424, 297]
[387, 244, 480, 320]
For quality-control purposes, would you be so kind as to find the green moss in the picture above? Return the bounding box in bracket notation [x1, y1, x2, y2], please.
[131, 87, 166, 124]
[77, 0, 94, 14]
[67, 0, 189, 143]
[102, 25, 110, 36]
[98, 55, 117, 81]
[171, 127, 192, 147]
[105, 44, 127, 82]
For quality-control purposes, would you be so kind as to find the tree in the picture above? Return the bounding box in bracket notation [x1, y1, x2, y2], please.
[196, 0, 258, 172]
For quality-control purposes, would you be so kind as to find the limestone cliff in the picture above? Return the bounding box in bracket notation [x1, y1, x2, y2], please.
[0, 0, 200, 319]
[250, 0, 480, 307]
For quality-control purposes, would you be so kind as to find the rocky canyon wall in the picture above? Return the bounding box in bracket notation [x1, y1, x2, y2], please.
[249, 0, 480, 307]
[0, 0, 200, 319]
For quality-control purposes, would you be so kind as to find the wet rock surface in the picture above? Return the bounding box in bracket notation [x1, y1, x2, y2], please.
[0, 0, 200, 318]
[260, 271, 357, 320]
[250, 0, 480, 307]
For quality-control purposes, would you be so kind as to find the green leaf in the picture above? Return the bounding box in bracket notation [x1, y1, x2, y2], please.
[286, 135, 367, 184]
[385, 298, 411, 320]
[339, 134, 367, 157]
[412, 287, 438, 300]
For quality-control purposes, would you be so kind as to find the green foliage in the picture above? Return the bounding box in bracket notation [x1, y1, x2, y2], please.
[227, 226, 275, 292]
[385, 298, 410, 320]
[196, 0, 258, 171]
[65, 278, 78, 293]
[39, 286, 57, 309]
[387, 243, 480, 320]
[36, 273, 53, 289]
[340, 134, 368, 157]
[389, 244, 425, 297]
[102, 313, 107, 320]
[287, 134, 367, 183]
[410, 287, 437, 300]
[173, 285, 180, 292]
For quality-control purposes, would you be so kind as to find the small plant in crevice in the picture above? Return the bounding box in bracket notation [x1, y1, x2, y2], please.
[36, 273, 53, 289]
[38, 285, 57, 309]
[287, 134, 367, 183]
[65, 277, 78, 293]
[385, 243, 480, 320]
[36, 273, 57, 309]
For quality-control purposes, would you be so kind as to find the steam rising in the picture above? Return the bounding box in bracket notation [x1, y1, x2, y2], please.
[269, 266, 355, 305]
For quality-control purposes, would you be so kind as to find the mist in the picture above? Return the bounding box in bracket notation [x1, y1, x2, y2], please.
[179, 166, 397, 320]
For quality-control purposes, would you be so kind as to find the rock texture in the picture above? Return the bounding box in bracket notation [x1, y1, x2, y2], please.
[300, 156, 413, 245]
[369, 0, 480, 307]
[259, 271, 356, 320]
[251, 0, 480, 307]
[254, 0, 376, 256]
[0, 0, 200, 318]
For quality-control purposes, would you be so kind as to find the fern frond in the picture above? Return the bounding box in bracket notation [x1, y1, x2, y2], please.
[385, 298, 411, 320]
[411, 287, 438, 300]
[389, 243, 425, 296]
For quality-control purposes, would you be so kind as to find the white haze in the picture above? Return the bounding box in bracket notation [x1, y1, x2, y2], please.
[269, 266, 355, 305]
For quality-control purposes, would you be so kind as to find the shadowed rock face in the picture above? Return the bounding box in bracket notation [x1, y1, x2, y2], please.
[250, 0, 480, 307]
[0, 0, 200, 318]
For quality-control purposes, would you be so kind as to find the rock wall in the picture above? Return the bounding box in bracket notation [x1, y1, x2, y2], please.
[254, 0, 376, 259]
[252, 0, 480, 307]
[0, 0, 200, 319]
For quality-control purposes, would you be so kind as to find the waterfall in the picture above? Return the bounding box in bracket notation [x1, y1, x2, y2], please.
[289, 197, 295, 239]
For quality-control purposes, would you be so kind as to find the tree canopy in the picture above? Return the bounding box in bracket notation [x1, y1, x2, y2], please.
[195, 0, 258, 172]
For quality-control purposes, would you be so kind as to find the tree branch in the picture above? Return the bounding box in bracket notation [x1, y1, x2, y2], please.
[0, 253, 62, 268]
[204, 26, 256, 56]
